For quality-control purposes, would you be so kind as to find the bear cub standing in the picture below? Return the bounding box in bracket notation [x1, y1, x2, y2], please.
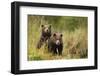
[37, 25, 51, 49]
[48, 33, 63, 55]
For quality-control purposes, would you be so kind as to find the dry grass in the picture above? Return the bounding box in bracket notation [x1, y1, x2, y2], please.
[27, 15, 88, 61]
[28, 27, 88, 61]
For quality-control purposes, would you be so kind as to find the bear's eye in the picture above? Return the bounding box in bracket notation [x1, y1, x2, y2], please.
[60, 34, 63, 37]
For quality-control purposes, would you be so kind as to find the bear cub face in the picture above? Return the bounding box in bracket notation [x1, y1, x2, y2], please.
[48, 32, 63, 55]
[53, 33, 63, 46]
[41, 25, 51, 38]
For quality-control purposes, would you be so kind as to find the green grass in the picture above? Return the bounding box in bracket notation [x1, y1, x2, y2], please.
[27, 15, 88, 61]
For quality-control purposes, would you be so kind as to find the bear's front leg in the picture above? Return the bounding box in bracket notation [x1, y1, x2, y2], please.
[53, 46, 57, 55]
[36, 39, 43, 49]
[58, 45, 63, 56]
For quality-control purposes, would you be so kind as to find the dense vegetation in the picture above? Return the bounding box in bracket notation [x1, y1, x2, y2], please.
[28, 15, 88, 61]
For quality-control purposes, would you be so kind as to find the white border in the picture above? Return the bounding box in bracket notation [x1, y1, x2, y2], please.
[20, 6, 95, 70]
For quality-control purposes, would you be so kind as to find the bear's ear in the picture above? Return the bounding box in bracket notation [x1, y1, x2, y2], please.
[49, 25, 51, 28]
[41, 25, 44, 27]
[60, 34, 63, 37]
[53, 33, 56, 37]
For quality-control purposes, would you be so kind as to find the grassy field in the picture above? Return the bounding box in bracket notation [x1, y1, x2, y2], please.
[27, 15, 88, 61]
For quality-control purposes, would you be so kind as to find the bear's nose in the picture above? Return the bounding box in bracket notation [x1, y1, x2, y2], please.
[47, 29, 49, 32]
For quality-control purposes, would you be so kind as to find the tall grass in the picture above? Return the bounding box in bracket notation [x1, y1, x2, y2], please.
[28, 15, 88, 61]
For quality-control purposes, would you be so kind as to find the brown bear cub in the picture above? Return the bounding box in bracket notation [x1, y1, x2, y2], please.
[48, 33, 63, 55]
[37, 25, 51, 49]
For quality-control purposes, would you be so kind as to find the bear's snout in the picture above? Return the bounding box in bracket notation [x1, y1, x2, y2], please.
[44, 28, 49, 32]
[56, 40, 60, 45]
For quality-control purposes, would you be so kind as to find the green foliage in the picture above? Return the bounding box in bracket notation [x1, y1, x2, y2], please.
[28, 15, 88, 60]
